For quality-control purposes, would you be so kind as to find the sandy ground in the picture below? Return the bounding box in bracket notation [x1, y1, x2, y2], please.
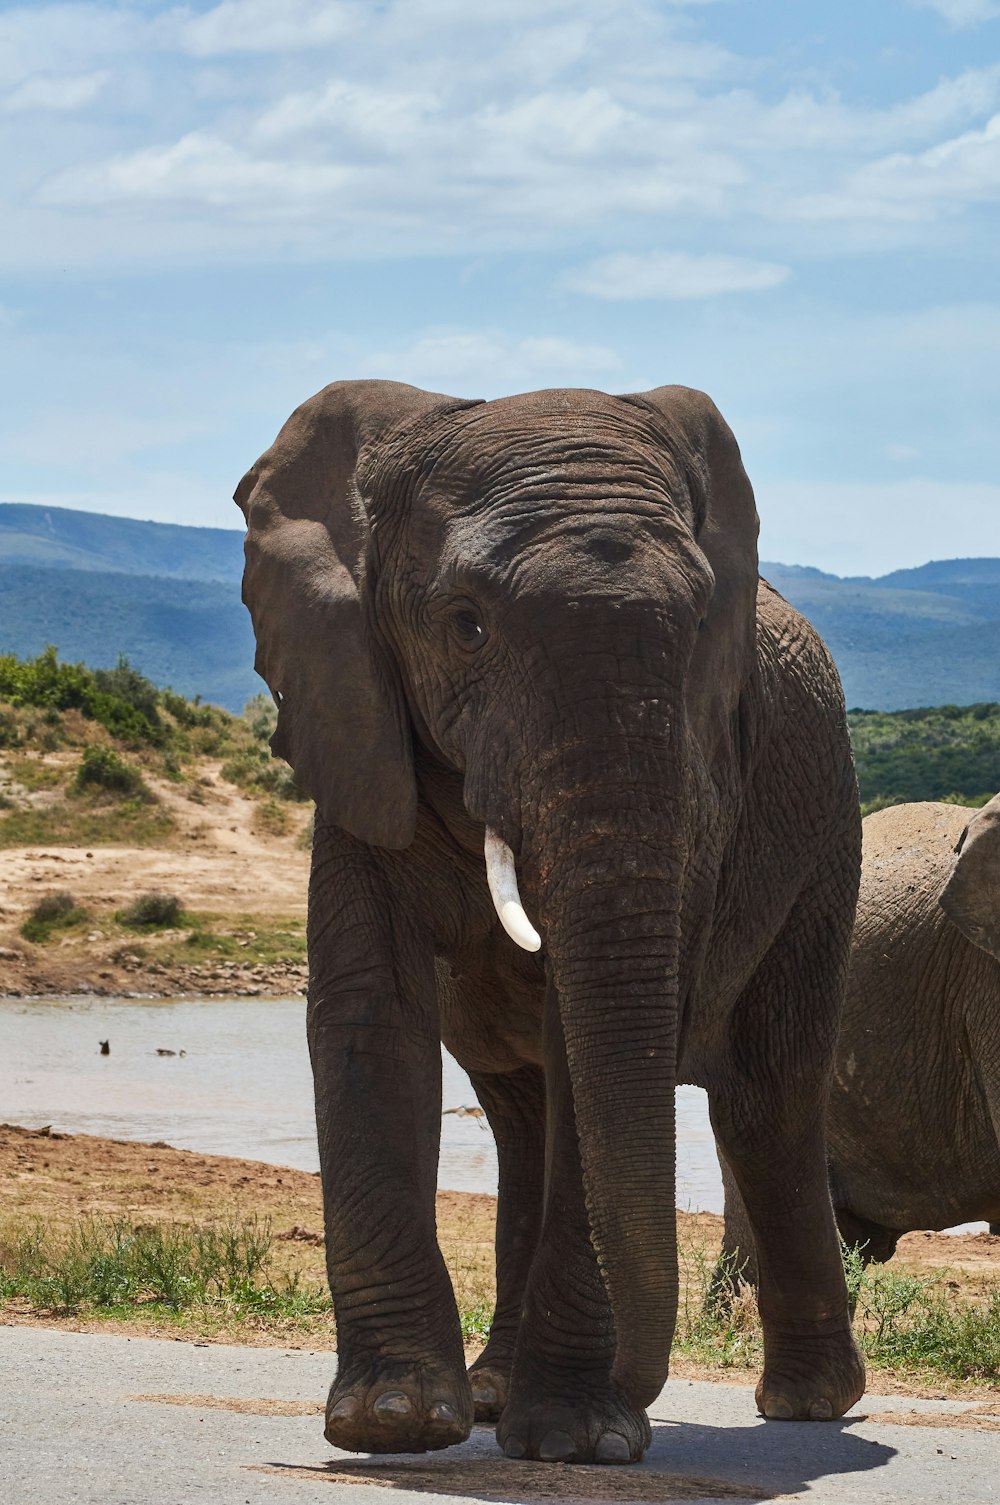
[0, 760, 311, 997]
[3, 1121, 999, 1402]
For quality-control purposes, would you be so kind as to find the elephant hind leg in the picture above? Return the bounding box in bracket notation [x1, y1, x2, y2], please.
[708, 1156, 759, 1310]
[710, 860, 865, 1423]
[835, 1207, 899, 1268]
[466, 1064, 546, 1422]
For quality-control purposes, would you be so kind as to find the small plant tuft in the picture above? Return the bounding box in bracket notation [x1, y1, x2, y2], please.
[116, 892, 184, 930]
[75, 745, 149, 799]
[20, 891, 88, 944]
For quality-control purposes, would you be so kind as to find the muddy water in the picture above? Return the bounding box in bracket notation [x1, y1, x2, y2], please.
[0, 996, 726, 1206]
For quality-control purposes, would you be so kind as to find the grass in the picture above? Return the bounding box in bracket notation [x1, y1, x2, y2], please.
[0, 794, 175, 849]
[674, 1240, 1000, 1387]
[3, 1211, 998, 1387]
[0, 1215, 331, 1328]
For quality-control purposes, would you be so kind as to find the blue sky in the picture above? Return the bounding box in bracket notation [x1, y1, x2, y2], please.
[1, 0, 998, 575]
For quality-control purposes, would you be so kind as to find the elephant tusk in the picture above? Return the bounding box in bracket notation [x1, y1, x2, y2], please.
[484, 830, 541, 953]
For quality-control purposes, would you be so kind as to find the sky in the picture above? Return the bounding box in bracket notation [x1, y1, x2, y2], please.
[1, 0, 999, 577]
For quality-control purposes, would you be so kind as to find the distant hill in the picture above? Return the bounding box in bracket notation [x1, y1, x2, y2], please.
[0, 563, 258, 710]
[0, 502, 241, 583]
[763, 559, 1000, 710]
[0, 503, 997, 712]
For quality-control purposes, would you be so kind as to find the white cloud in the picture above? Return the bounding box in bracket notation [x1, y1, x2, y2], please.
[911, 0, 1000, 26]
[38, 131, 354, 211]
[4, 69, 109, 112]
[799, 112, 1000, 220]
[172, 0, 362, 56]
[561, 250, 790, 299]
[359, 331, 623, 396]
[254, 81, 441, 148]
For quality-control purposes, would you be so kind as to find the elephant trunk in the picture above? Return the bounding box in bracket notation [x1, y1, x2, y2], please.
[533, 778, 686, 1408]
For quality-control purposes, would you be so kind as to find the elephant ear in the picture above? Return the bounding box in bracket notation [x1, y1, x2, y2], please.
[235, 379, 457, 850]
[627, 386, 760, 755]
[938, 792, 1000, 962]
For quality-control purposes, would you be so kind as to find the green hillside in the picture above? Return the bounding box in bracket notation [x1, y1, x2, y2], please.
[0, 564, 259, 710]
[0, 504, 998, 712]
[0, 503, 241, 583]
[849, 703, 1000, 814]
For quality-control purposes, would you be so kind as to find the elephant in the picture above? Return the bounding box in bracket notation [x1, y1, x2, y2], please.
[235, 379, 865, 1467]
[717, 794, 1000, 1288]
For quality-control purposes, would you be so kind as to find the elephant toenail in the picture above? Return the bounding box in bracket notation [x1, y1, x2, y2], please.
[328, 1397, 359, 1421]
[373, 1391, 413, 1420]
[810, 1398, 834, 1420]
[429, 1402, 458, 1424]
[472, 1383, 498, 1407]
[595, 1432, 631, 1463]
[504, 1437, 527, 1458]
[538, 1429, 577, 1463]
[764, 1398, 794, 1420]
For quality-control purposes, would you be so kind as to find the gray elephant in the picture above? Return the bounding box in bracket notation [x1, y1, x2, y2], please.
[718, 794, 1000, 1285]
[236, 380, 864, 1467]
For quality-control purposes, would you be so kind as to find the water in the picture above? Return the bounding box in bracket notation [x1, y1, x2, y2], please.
[0, 996, 724, 1210]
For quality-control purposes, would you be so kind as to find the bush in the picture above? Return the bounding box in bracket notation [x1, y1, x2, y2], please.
[20, 891, 88, 943]
[75, 745, 149, 799]
[116, 892, 184, 930]
[0, 647, 167, 747]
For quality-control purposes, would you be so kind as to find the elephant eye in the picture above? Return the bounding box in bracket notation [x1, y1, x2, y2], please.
[452, 608, 486, 646]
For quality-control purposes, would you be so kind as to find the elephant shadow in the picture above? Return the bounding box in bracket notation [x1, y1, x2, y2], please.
[261, 1413, 895, 1502]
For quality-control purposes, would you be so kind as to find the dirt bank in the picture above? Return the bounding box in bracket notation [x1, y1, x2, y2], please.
[2, 1121, 998, 1400]
[0, 760, 311, 998]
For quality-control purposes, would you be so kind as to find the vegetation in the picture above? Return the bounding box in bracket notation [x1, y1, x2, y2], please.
[0, 651, 300, 851]
[0, 1215, 328, 1325]
[74, 744, 149, 799]
[2, 1210, 998, 1384]
[20, 891, 88, 944]
[674, 1241, 1000, 1386]
[850, 702, 1000, 814]
[116, 892, 184, 930]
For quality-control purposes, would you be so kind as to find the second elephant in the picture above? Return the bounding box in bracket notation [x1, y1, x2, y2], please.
[719, 794, 1000, 1282]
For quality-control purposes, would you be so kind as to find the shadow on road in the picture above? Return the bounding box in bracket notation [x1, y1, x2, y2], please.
[256, 1414, 895, 1502]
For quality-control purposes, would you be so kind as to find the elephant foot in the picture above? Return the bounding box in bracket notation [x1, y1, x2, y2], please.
[467, 1357, 510, 1423]
[325, 1358, 473, 1454]
[756, 1326, 865, 1421]
[497, 1383, 651, 1465]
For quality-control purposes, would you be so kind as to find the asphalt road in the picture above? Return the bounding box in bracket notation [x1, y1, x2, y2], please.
[2, 1326, 996, 1505]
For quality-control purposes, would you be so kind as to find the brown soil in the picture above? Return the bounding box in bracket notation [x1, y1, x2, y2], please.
[3, 1121, 999, 1403]
[0, 759, 311, 998]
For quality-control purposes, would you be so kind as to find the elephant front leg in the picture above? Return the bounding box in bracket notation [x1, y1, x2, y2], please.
[309, 829, 472, 1455]
[497, 992, 652, 1465]
[711, 874, 865, 1423]
[466, 1066, 546, 1421]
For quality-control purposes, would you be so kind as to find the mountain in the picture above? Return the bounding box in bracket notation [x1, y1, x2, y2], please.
[0, 503, 242, 584]
[0, 503, 997, 712]
[762, 559, 1000, 710]
[0, 563, 258, 710]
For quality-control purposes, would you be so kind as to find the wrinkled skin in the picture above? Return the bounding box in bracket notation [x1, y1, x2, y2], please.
[718, 795, 1000, 1287]
[236, 380, 864, 1466]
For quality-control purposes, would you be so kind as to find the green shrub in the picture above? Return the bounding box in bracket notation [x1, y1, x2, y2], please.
[0, 647, 167, 747]
[116, 892, 184, 930]
[220, 746, 305, 801]
[74, 745, 149, 799]
[20, 891, 88, 943]
[850, 703, 1000, 810]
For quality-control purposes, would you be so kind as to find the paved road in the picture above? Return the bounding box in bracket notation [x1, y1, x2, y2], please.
[2, 1326, 996, 1504]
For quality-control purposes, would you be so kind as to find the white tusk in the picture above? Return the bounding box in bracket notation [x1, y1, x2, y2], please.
[484, 829, 541, 953]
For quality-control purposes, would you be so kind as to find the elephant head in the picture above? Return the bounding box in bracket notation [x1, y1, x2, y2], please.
[236, 378, 759, 1406]
[938, 792, 1000, 962]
